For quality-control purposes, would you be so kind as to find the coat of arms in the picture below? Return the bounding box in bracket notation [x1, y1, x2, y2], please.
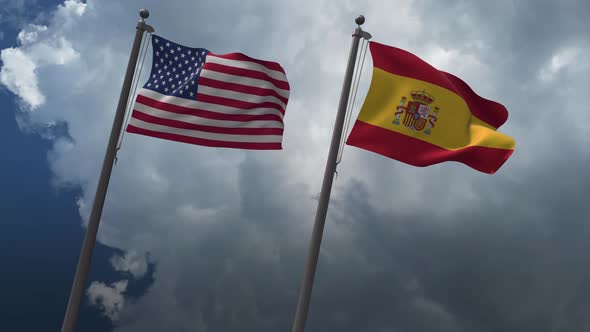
[392, 90, 440, 135]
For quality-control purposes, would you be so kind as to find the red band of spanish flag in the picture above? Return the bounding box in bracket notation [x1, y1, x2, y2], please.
[346, 41, 515, 174]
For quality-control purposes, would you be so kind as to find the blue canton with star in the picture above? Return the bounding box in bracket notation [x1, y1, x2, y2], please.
[144, 35, 209, 100]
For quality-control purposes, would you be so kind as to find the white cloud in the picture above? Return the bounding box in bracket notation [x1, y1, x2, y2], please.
[538, 47, 580, 82]
[0, 1, 84, 110]
[60, 0, 87, 17]
[110, 251, 149, 279]
[0, 47, 44, 108]
[17, 25, 48, 44]
[87, 280, 128, 321]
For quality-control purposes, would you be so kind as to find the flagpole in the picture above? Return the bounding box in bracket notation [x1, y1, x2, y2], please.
[61, 9, 154, 332]
[291, 15, 367, 332]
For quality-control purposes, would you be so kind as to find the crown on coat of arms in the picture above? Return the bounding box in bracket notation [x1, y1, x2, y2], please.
[410, 90, 434, 105]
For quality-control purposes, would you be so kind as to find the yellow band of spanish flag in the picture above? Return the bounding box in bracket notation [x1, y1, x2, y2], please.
[346, 41, 515, 174]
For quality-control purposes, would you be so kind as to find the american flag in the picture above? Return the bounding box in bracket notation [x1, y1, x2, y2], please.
[126, 35, 290, 150]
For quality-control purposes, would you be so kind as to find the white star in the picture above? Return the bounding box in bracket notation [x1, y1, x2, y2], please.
[152, 74, 156, 78]
[172, 84, 176, 88]
[166, 72, 170, 76]
[164, 87, 169, 92]
[163, 65, 168, 70]
[164, 53, 169, 58]
[155, 84, 159, 88]
[190, 92, 194, 96]
[159, 46, 164, 51]
[181, 53, 185, 58]
[191, 56, 195, 61]
[154, 38, 159, 43]
[170, 49, 175, 54]
[155, 63, 159, 68]
[169, 77, 173, 82]
[172, 68, 177, 72]
[165, 42, 170, 47]
[160, 75, 164, 79]
[162, 80, 167, 85]
[174, 56, 179, 61]
[154, 79, 158, 83]
[184, 60, 189, 65]
[169, 60, 173, 65]
[159, 58, 164, 63]
[191, 81, 195, 85]
[158, 69, 162, 74]
[155, 51, 160, 56]
[175, 74, 179, 79]
[147, 83, 151, 87]
[182, 70, 186, 75]
[177, 46, 181, 51]
[178, 80, 182, 85]
[178, 63, 182, 68]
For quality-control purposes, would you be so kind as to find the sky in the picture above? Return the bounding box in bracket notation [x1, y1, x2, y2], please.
[1, 0, 589, 331]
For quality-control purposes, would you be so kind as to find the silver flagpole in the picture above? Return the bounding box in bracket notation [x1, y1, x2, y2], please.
[61, 9, 154, 332]
[291, 15, 369, 332]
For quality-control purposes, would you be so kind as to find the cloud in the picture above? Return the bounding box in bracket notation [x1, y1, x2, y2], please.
[2, 0, 590, 331]
[0, 47, 44, 108]
[110, 251, 149, 279]
[87, 280, 128, 321]
[60, 0, 86, 17]
[17, 24, 48, 44]
[538, 46, 587, 83]
[0, 0, 84, 110]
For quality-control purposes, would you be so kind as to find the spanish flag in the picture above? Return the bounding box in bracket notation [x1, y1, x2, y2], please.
[346, 42, 515, 174]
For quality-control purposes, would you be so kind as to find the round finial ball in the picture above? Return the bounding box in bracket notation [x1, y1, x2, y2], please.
[139, 9, 149, 19]
[355, 15, 365, 25]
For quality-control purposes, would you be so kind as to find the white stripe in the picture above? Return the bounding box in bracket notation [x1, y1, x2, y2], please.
[134, 102, 284, 128]
[196, 85, 287, 110]
[199, 69, 290, 98]
[128, 117, 283, 143]
[137, 89, 285, 120]
[205, 55, 288, 82]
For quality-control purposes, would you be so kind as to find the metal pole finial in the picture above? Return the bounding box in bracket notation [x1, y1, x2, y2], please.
[139, 9, 149, 19]
[137, 9, 155, 33]
[355, 15, 365, 26]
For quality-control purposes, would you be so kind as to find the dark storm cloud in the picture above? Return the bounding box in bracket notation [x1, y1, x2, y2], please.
[98, 0, 590, 330]
[411, 0, 590, 125]
[300, 140, 590, 332]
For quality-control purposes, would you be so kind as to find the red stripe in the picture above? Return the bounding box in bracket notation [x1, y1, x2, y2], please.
[441, 72, 507, 129]
[131, 110, 284, 136]
[126, 124, 282, 150]
[346, 121, 513, 174]
[202, 62, 290, 91]
[198, 77, 289, 105]
[208, 53, 286, 74]
[369, 42, 509, 129]
[196, 93, 285, 114]
[136, 94, 284, 123]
